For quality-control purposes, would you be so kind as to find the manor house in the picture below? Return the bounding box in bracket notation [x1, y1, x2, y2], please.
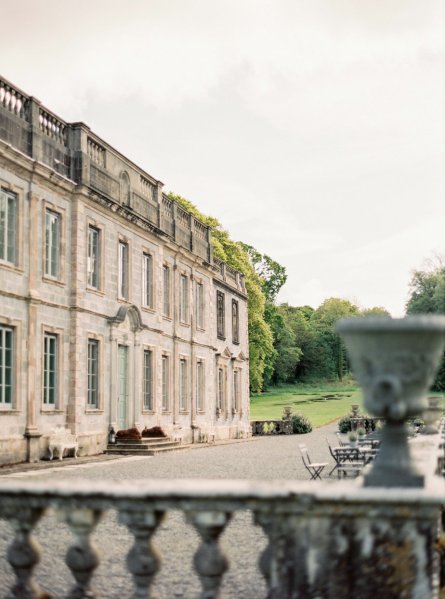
[0, 76, 250, 464]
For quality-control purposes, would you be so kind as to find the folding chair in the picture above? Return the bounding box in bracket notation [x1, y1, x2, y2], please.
[298, 443, 328, 480]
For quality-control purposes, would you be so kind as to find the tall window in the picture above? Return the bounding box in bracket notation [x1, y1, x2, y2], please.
[217, 367, 224, 412]
[0, 326, 13, 406]
[87, 339, 99, 408]
[179, 358, 188, 411]
[43, 333, 57, 405]
[217, 291, 225, 339]
[143, 349, 153, 410]
[196, 360, 204, 412]
[232, 300, 239, 344]
[142, 253, 153, 308]
[0, 189, 17, 265]
[45, 210, 60, 278]
[162, 355, 169, 411]
[163, 265, 171, 316]
[196, 282, 204, 329]
[87, 226, 100, 288]
[180, 274, 188, 322]
[118, 241, 129, 299]
[233, 369, 240, 412]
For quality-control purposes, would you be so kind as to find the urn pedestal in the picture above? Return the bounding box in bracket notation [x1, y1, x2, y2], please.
[337, 315, 445, 487]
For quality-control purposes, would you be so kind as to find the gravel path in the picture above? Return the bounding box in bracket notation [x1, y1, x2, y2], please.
[0, 422, 341, 598]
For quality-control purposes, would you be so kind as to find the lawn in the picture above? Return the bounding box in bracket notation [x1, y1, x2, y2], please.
[250, 382, 363, 428]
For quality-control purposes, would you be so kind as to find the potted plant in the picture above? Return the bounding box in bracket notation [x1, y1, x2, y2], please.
[348, 431, 358, 447]
[357, 427, 366, 440]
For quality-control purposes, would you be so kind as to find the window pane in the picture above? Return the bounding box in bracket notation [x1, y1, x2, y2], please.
[88, 227, 100, 288]
[88, 339, 99, 408]
[163, 266, 171, 316]
[0, 190, 17, 264]
[143, 254, 153, 307]
[217, 291, 225, 339]
[0, 326, 13, 404]
[45, 211, 60, 277]
[162, 356, 169, 410]
[119, 242, 128, 298]
[144, 350, 153, 410]
[44, 334, 57, 405]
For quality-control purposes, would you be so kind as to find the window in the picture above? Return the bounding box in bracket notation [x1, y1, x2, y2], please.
[163, 265, 171, 316]
[232, 300, 239, 344]
[180, 274, 188, 322]
[45, 210, 60, 278]
[196, 282, 204, 329]
[87, 339, 99, 408]
[87, 226, 100, 288]
[0, 189, 17, 265]
[217, 291, 225, 339]
[233, 369, 240, 413]
[43, 333, 58, 405]
[162, 355, 169, 411]
[143, 349, 153, 410]
[0, 325, 13, 406]
[217, 367, 224, 412]
[179, 358, 188, 411]
[196, 360, 204, 412]
[118, 241, 129, 299]
[142, 253, 153, 308]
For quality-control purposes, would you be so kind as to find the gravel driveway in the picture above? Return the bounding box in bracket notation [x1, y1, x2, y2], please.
[0, 422, 340, 598]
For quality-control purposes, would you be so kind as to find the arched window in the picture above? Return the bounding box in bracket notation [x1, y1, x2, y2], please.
[120, 171, 130, 205]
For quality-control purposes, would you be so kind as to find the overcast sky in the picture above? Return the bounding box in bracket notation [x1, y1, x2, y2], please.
[3, 0, 444, 315]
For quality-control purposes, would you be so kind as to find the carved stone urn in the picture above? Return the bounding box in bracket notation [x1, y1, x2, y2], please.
[336, 315, 445, 487]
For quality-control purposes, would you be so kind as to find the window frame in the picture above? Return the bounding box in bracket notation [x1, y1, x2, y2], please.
[44, 208, 61, 280]
[179, 357, 189, 412]
[0, 324, 14, 407]
[232, 299, 239, 344]
[196, 281, 205, 330]
[163, 264, 171, 317]
[161, 353, 170, 412]
[142, 252, 154, 309]
[43, 332, 58, 407]
[217, 290, 225, 340]
[179, 273, 189, 324]
[233, 368, 240, 413]
[87, 225, 101, 290]
[143, 348, 154, 411]
[196, 359, 205, 413]
[87, 338, 100, 409]
[0, 188, 18, 266]
[118, 239, 130, 300]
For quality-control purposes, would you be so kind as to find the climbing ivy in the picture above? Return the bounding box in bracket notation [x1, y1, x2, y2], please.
[168, 192, 274, 392]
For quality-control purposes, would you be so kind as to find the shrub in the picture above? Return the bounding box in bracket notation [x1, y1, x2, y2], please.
[357, 427, 366, 437]
[338, 416, 352, 433]
[348, 431, 358, 443]
[291, 413, 313, 434]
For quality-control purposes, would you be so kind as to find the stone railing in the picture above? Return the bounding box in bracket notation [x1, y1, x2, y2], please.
[251, 419, 293, 435]
[0, 465, 444, 598]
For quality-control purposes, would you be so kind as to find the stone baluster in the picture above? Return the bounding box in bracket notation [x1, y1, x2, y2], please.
[4, 506, 45, 599]
[253, 511, 273, 594]
[64, 508, 102, 598]
[119, 508, 164, 599]
[187, 510, 231, 599]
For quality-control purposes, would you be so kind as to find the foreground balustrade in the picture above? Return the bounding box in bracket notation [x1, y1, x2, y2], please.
[0, 471, 444, 599]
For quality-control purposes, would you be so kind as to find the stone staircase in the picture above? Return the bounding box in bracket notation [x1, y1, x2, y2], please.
[105, 437, 186, 456]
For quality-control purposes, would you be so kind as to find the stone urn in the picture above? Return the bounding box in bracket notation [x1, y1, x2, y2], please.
[336, 315, 445, 487]
[350, 404, 360, 418]
[283, 406, 293, 421]
[422, 396, 443, 434]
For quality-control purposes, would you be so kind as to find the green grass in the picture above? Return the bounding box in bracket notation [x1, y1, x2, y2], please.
[250, 382, 363, 428]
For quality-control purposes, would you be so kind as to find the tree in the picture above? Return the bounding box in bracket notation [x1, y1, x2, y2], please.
[241, 244, 287, 303]
[168, 192, 275, 392]
[406, 260, 445, 390]
[360, 307, 391, 317]
[310, 298, 359, 380]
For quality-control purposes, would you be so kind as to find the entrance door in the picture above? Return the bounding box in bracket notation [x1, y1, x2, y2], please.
[117, 345, 128, 430]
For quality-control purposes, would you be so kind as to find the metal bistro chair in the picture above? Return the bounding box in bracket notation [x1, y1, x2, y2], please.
[298, 443, 328, 480]
[326, 438, 365, 479]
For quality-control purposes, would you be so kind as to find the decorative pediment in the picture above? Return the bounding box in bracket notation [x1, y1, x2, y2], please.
[222, 347, 233, 359]
[235, 351, 247, 362]
[108, 305, 145, 332]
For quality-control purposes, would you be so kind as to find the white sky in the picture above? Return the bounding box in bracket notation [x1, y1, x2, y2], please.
[3, 0, 444, 315]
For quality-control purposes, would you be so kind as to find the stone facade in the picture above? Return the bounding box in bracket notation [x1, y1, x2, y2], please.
[0, 76, 250, 464]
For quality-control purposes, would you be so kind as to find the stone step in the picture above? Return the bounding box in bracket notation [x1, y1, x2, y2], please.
[113, 437, 172, 445]
[104, 443, 189, 456]
[109, 441, 180, 450]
